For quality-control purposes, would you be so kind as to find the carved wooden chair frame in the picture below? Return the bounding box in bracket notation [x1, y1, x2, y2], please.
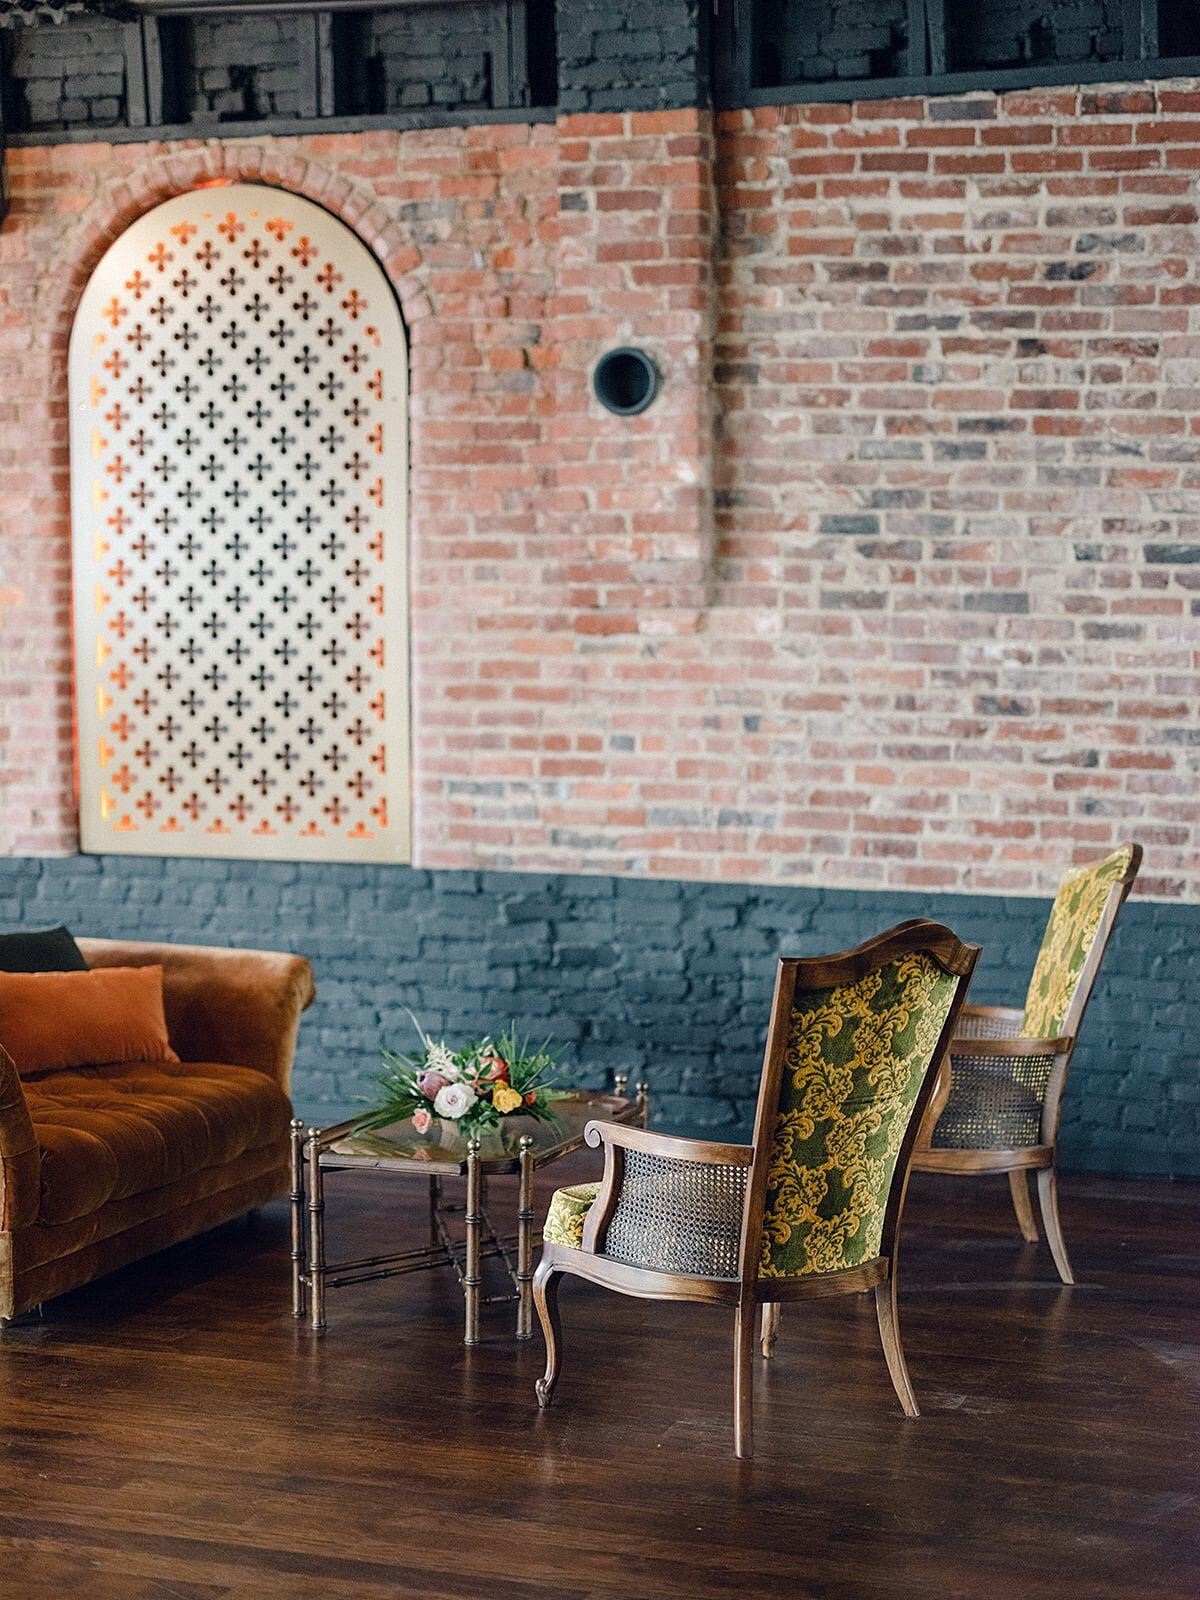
[533, 921, 980, 1458]
[912, 845, 1142, 1284]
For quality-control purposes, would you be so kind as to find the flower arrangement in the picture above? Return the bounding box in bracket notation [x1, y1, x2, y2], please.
[356, 1013, 565, 1138]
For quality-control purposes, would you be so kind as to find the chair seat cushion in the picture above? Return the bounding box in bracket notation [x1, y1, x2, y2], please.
[23, 1060, 292, 1225]
[543, 1182, 600, 1249]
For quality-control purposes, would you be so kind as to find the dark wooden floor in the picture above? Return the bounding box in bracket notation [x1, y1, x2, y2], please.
[0, 1159, 1196, 1599]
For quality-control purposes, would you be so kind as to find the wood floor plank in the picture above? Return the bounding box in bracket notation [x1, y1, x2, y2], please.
[0, 1164, 1195, 1598]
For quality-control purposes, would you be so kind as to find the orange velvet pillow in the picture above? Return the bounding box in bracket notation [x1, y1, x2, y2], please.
[0, 966, 179, 1077]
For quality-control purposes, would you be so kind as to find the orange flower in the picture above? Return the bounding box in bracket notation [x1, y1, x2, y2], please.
[524, 1090, 537, 1105]
[480, 1052, 509, 1082]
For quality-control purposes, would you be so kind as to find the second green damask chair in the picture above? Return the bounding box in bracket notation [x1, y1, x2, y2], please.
[912, 844, 1141, 1284]
[533, 922, 979, 1458]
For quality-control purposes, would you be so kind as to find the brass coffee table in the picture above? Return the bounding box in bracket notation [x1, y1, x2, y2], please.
[290, 1078, 648, 1344]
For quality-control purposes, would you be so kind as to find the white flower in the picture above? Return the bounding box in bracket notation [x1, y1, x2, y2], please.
[433, 1081, 476, 1119]
[425, 1040, 460, 1082]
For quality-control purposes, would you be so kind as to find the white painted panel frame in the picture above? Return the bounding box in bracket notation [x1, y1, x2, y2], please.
[70, 183, 409, 863]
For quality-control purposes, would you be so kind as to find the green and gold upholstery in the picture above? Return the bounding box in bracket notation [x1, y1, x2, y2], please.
[929, 844, 1135, 1153]
[759, 953, 958, 1279]
[1021, 845, 1133, 1039]
[543, 1181, 600, 1249]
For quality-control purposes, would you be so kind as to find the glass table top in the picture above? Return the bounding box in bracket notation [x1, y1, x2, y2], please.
[318, 1091, 636, 1175]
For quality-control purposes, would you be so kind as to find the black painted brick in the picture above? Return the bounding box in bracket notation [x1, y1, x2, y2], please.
[180, 15, 309, 124]
[0, 856, 1193, 1179]
[928, 97, 998, 120]
[0, 0, 1171, 138]
[4, 16, 128, 132]
[556, 0, 704, 112]
[945, 0, 1123, 74]
[755, 0, 908, 89]
[353, 3, 500, 114]
[3, 0, 705, 131]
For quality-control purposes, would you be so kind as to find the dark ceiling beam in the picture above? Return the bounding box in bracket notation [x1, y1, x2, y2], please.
[126, 0, 484, 13]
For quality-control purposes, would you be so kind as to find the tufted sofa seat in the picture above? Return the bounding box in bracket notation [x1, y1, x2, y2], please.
[0, 938, 313, 1320]
[27, 1061, 291, 1225]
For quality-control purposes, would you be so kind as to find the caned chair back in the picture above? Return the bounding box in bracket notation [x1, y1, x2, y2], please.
[742, 923, 978, 1286]
[1021, 844, 1142, 1040]
[924, 844, 1141, 1157]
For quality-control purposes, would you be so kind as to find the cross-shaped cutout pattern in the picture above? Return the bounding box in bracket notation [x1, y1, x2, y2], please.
[71, 184, 409, 863]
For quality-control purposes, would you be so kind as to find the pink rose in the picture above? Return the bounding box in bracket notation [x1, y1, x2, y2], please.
[417, 1070, 449, 1099]
[433, 1081, 476, 1120]
[412, 1108, 433, 1134]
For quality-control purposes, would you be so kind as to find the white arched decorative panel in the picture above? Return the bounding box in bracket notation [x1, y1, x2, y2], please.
[70, 183, 409, 862]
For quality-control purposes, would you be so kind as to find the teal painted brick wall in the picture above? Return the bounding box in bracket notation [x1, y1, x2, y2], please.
[0, 856, 1192, 1178]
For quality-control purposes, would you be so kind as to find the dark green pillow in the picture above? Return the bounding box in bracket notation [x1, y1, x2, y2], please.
[0, 926, 88, 973]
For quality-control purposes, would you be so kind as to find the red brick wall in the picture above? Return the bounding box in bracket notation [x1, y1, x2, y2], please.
[0, 88, 1196, 899]
[713, 87, 1197, 901]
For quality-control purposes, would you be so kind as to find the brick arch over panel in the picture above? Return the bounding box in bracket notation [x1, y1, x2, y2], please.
[69, 179, 412, 862]
[47, 143, 433, 362]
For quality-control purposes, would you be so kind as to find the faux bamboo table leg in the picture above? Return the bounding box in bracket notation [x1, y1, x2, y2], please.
[516, 1134, 535, 1340]
[463, 1138, 482, 1345]
[289, 1118, 307, 1320]
[637, 1080, 650, 1129]
[306, 1129, 327, 1334]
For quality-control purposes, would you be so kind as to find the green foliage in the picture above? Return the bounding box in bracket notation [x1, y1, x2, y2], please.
[355, 1013, 566, 1137]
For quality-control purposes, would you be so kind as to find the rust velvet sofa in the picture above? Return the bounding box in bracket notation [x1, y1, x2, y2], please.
[0, 938, 314, 1321]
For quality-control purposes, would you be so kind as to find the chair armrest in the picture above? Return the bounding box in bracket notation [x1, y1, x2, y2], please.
[583, 1120, 754, 1167]
[78, 938, 315, 1094]
[0, 1046, 40, 1231]
[579, 1121, 752, 1262]
[953, 1004, 1026, 1042]
[950, 1035, 1072, 1059]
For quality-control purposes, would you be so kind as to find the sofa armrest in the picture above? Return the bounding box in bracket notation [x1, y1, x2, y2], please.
[77, 938, 315, 1095]
[0, 1046, 40, 1231]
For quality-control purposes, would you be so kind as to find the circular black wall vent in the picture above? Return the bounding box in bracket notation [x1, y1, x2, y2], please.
[592, 347, 659, 416]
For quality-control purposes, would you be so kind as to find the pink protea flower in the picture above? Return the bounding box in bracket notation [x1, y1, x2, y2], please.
[417, 1070, 449, 1099]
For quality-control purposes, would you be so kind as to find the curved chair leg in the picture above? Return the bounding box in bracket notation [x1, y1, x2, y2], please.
[875, 1275, 919, 1418]
[760, 1302, 780, 1359]
[1036, 1166, 1075, 1285]
[533, 1257, 564, 1408]
[1008, 1169, 1039, 1243]
[733, 1303, 756, 1459]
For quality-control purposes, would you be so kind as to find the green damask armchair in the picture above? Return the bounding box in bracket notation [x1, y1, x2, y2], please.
[913, 844, 1141, 1284]
[533, 922, 980, 1458]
